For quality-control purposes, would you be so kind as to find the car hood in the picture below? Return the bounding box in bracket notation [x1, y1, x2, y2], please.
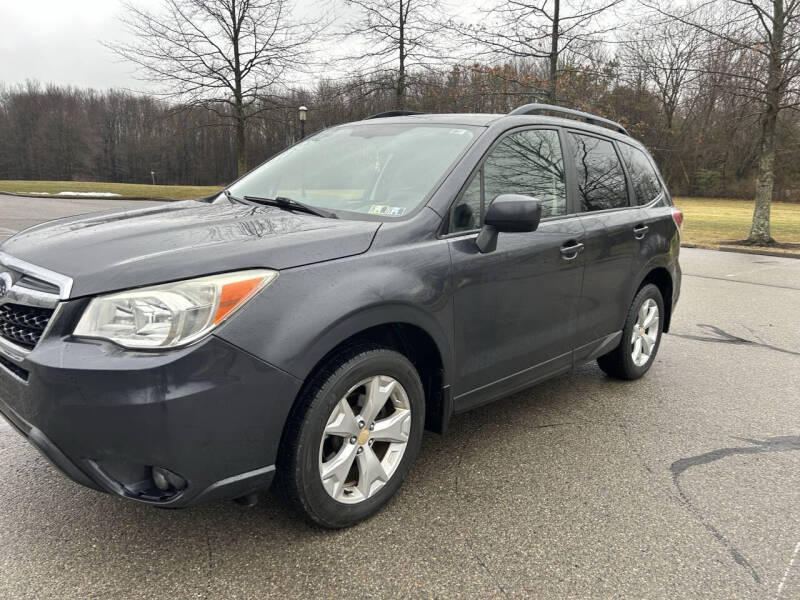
[1, 199, 381, 298]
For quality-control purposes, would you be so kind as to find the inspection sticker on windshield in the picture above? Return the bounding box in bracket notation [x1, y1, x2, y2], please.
[449, 128, 470, 136]
[368, 205, 406, 216]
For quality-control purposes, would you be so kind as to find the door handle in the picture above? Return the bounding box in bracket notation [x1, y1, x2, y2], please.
[560, 241, 584, 260]
[633, 224, 649, 239]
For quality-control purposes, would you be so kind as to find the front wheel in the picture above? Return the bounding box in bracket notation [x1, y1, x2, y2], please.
[597, 283, 665, 380]
[277, 345, 425, 528]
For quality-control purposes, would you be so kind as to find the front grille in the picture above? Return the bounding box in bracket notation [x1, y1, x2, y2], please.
[0, 303, 55, 350]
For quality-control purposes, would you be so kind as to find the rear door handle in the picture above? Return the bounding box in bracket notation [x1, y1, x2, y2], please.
[560, 241, 584, 260]
[633, 224, 649, 239]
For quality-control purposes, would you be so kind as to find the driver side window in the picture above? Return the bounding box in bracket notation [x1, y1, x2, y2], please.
[449, 129, 567, 233]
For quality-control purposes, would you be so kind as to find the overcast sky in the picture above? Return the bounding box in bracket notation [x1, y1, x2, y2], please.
[0, 0, 605, 92]
[0, 0, 166, 89]
[0, 0, 386, 91]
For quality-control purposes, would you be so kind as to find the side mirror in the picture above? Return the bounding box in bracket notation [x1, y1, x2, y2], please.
[476, 194, 542, 253]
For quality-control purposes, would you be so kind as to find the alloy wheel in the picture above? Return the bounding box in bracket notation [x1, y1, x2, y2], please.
[318, 375, 412, 504]
[631, 298, 659, 367]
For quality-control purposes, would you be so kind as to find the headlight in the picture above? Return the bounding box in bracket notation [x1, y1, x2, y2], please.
[73, 270, 277, 349]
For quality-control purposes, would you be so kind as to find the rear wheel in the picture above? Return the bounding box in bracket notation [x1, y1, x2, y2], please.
[597, 283, 664, 380]
[278, 345, 425, 528]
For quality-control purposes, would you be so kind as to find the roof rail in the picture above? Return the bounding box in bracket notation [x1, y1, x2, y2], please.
[366, 110, 425, 119]
[508, 103, 628, 136]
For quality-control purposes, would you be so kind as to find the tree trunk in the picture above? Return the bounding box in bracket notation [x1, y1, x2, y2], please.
[235, 106, 247, 177]
[231, 0, 247, 176]
[748, 0, 783, 245]
[397, 0, 406, 109]
[749, 106, 777, 244]
[548, 0, 560, 103]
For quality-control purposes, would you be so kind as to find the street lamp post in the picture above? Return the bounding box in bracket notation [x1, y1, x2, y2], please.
[150, 170, 156, 185]
[298, 105, 307, 139]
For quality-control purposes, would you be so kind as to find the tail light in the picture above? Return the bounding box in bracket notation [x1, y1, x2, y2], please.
[672, 208, 683, 228]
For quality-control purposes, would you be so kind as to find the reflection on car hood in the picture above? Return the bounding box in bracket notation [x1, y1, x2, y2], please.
[1, 199, 381, 297]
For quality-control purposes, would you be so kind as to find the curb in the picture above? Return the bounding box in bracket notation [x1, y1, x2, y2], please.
[681, 242, 800, 259]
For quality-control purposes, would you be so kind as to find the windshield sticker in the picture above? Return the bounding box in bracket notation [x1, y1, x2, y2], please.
[368, 205, 407, 217]
[449, 128, 470, 136]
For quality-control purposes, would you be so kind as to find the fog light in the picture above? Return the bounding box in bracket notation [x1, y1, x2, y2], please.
[151, 466, 186, 492]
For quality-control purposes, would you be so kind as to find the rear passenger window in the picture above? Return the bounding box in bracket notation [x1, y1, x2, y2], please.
[619, 144, 663, 205]
[449, 129, 567, 232]
[569, 133, 629, 211]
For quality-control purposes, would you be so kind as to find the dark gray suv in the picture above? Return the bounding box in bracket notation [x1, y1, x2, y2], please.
[0, 104, 681, 527]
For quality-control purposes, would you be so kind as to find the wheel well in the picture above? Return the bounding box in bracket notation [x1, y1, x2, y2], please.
[639, 268, 673, 332]
[293, 323, 448, 434]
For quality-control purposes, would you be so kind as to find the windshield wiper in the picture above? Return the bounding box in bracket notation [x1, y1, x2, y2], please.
[242, 195, 338, 219]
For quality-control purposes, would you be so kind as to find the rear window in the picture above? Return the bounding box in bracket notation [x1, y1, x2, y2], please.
[568, 133, 629, 212]
[619, 144, 663, 205]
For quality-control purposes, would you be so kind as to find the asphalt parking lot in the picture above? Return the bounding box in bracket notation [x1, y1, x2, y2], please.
[1, 193, 799, 599]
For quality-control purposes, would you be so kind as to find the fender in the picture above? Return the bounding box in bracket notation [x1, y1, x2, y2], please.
[215, 241, 455, 386]
[628, 253, 678, 332]
[291, 301, 453, 387]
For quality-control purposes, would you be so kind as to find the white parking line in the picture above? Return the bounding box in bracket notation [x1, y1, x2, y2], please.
[776, 540, 800, 599]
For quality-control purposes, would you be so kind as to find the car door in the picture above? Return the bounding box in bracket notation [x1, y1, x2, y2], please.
[446, 128, 585, 411]
[565, 130, 644, 360]
[617, 141, 674, 267]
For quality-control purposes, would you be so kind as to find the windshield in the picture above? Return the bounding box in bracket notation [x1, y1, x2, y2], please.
[227, 123, 480, 218]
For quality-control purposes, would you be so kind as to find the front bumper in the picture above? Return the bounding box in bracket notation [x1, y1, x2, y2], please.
[0, 303, 302, 507]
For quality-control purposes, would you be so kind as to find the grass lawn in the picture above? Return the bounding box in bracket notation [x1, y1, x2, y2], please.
[673, 197, 800, 247]
[0, 180, 221, 200]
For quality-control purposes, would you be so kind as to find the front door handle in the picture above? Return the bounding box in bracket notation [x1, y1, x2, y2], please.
[560, 241, 585, 260]
[633, 224, 650, 239]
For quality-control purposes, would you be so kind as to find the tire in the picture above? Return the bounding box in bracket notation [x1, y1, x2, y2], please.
[277, 345, 425, 528]
[597, 283, 665, 380]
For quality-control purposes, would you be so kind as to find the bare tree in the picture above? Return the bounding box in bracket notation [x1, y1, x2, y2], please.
[460, 0, 625, 103]
[109, 0, 320, 175]
[619, 16, 705, 132]
[337, 0, 448, 109]
[616, 12, 706, 185]
[646, 0, 800, 245]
